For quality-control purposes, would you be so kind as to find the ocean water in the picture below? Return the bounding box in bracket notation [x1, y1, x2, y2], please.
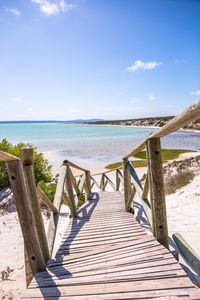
[0, 122, 199, 172]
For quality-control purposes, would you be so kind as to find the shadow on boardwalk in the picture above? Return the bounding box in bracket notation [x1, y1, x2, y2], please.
[34, 192, 99, 300]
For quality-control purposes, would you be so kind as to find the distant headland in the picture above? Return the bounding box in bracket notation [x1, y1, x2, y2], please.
[85, 116, 200, 131]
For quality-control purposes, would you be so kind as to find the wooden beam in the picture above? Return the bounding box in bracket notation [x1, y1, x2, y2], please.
[116, 170, 120, 191]
[21, 148, 50, 264]
[100, 173, 105, 191]
[65, 164, 77, 218]
[0, 150, 19, 162]
[78, 173, 86, 194]
[69, 168, 81, 196]
[123, 159, 131, 211]
[63, 160, 88, 172]
[36, 185, 58, 213]
[47, 164, 67, 256]
[24, 247, 33, 287]
[90, 176, 102, 190]
[126, 162, 152, 224]
[173, 233, 200, 275]
[147, 137, 169, 249]
[6, 159, 46, 275]
[104, 174, 115, 191]
[127, 162, 143, 198]
[142, 173, 149, 200]
[126, 185, 136, 212]
[85, 170, 91, 199]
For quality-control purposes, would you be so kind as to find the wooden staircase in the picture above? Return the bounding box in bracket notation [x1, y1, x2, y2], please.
[22, 192, 200, 299]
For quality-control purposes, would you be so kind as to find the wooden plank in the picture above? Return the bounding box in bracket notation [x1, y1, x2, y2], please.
[115, 170, 120, 191]
[123, 159, 131, 211]
[47, 164, 67, 256]
[104, 174, 115, 190]
[126, 162, 152, 225]
[37, 184, 58, 213]
[85, 170, 91, 199]
[173, 233, 200, 275]
[147, 138, 169, 249]
[64, 160, 88, 172]
[65, 164, 77, 217]
[100, 173, 105, 191]
[69, 167, 81, 196]
[22, 191, 199, 299]
[90, 176, 102, 190]
[142, 172, 149, 200]
[78, 173, 86, 194]
[126, 185, 136, 212]
[0, 150, 19, 161]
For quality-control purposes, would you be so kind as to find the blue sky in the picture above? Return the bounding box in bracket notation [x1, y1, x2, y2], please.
[0, 0, 200, 120]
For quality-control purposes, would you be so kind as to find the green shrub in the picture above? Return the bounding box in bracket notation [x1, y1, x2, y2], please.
[0, 138, 53, 190]
[39, 181, 56, 202]
[165, 171, 195, 195]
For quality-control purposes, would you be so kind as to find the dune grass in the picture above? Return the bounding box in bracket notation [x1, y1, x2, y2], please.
[105, 149, 196, 170]
[134, 149, 196, 161]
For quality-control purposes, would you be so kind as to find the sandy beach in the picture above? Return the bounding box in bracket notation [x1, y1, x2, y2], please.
[1, 151, 200, 298]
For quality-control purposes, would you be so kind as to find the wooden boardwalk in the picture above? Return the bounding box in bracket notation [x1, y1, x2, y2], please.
[22, 191, 200, 299]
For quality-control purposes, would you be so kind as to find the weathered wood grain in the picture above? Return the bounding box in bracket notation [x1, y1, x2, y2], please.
[6, 159, 46, 275]
[47, 164, 67, 256]
[147, 137, 169, 249]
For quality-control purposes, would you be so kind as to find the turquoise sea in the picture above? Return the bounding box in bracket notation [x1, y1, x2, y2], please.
[0, 122, 199, 172]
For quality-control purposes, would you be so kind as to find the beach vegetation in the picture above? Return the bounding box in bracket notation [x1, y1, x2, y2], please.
[133, 149, 196, 161]
[165, 170, 195, 195]
[0, 139, 54, 198]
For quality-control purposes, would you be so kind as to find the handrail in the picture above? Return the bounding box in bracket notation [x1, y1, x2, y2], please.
[92, 168, 121, 176]
[0, 150, 20, 161]
[123, 99, 200, 159]
[63, 160, 88, 172]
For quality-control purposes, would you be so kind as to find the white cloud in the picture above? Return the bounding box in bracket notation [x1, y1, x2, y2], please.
[14, 96, 23, 103]
[32, 0, 76, 16]
[192, 89, 200, 97]
[5, 8, 21, 16]
[126, 60, 162, 72]
[147, 94, 155, 101]
[166, 104, 173, 108]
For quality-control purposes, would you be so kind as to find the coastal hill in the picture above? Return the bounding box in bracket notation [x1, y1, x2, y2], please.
[86, 116, 200, 131]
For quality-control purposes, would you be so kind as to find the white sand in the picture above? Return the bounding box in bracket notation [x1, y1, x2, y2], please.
[0, 205, 70, 299]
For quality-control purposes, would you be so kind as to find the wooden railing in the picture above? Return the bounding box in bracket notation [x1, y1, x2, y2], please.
[91, 168, 124, 192]
[122, 99, 200, 258]
[0, 148, 124, 285]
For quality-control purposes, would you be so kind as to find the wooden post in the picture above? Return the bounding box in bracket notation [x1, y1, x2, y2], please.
[65, 164, 77, 218]
[116, 170, 120, 191]
[146, 138, 169, 249]
[85, 170, 91, 199]
[123, 159, 131, 211]
[24, 247, 33, 286]
[47, 164, 67, 256]
[21, 148, 50, 264]
[6, 159, 46, 276]
[100, 173, 105, 191]
[126, 184, 136, 212]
